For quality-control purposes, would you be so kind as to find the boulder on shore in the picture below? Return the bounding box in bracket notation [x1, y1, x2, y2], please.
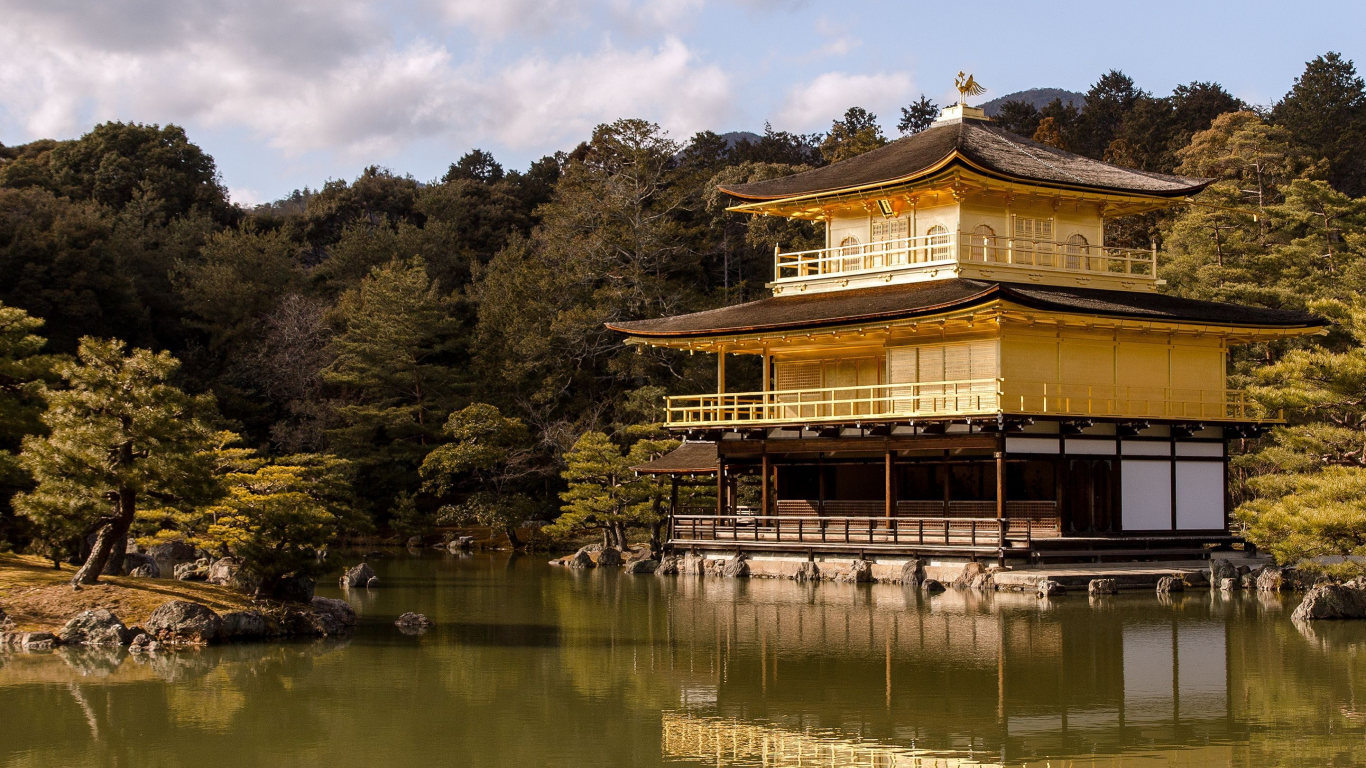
[122, 552, 160, 578]
[59, 609, 135, 646]
[219, 611, 268, 640]
[679, 553, 708, 576]
[952, 562, 986, 589]
[1220, 577, 1239, 592]
[145, 601, 223, 645]
[270, 575, 316, 604]
[395, 612, 434, 634]
[1, 631, 59, 651]
[0, 608, 12, 632]
[654, 554, 680, 576]
[792, 561, 820, 582]
[147, 540, 197, 561]
[1156, 576, 1185, 594]
[309, 597, 357, 636]
[1257, 566, 1287, 593]
[339, 563, 377, 588]
[173, 559, 211, 581]
[1210, 558, 1237, 584]
[206, 557, 241, 586]
[625, 558, 660, 574]
[597, 547, 623, 567]
[565, 549, 595, 569]
[1292, 580, 1366, 621]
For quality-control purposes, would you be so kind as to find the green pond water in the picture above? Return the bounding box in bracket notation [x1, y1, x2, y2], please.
[2, 553, 1365, 768]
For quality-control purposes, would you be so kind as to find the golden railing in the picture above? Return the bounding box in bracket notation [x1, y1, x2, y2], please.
[773, 232, 1156, 282]
[664, 380, 1253, 427]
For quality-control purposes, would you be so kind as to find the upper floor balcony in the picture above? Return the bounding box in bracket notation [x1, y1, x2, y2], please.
[771, 232, 1159, 294]
[664, 380, 1255, 429]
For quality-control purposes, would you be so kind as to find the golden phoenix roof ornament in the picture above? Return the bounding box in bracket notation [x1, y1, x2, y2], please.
[955, 72, 985, 105]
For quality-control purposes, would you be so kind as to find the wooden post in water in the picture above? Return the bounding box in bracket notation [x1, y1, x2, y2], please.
[761, 453, 770, 516]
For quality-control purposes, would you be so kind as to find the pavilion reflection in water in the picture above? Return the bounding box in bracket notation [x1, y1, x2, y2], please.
[657, 583, 1234, 764]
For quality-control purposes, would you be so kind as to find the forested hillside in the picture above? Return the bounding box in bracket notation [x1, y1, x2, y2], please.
[4, 53, 1366, 575]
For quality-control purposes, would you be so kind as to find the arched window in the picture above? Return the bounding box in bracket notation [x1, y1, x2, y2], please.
[838, 235, 862, 272]
[1064, 233, 1089, 270]
[926, 225, 951, 260]
[969, 224, 996, 262]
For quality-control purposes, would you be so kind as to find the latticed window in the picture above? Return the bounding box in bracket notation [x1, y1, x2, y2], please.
[1064, 233, 1089, 270]
[870, 218, 909, 266]
[926, 225, 951, 260]
[1013, 217, 1054, 266]
[838, 235, 862, 272]
[968, 224, 996, 262]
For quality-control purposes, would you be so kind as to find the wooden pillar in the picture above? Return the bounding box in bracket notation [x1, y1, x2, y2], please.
[761, 453, 770, 516]
[717, 347, 726, 395]
[817, 454, 826, 517]
[884, 449, 894, 521]
[716, 461, 725, 516]
[996, 441, 1006, 562]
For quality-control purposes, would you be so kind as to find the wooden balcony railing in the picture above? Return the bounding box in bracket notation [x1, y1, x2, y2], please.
[773, 232, 1156, 283]
[664, 380, 1253, 427]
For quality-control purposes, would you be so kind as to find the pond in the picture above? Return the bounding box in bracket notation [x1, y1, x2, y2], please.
[1, 552, 1363, 767]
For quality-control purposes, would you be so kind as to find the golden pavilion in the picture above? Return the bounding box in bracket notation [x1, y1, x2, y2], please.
[611, 87, 1325, 563]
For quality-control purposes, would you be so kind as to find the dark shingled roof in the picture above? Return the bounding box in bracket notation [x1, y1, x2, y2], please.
[719, 118, 1212, 201]
[631, 441, 718, 475]
[607, 280, 1327, 338]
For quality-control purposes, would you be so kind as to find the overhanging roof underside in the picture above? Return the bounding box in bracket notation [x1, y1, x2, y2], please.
[631, 441, 718, 474]
[606, 280, 1326, 338]
[718, 118, 1211, 202]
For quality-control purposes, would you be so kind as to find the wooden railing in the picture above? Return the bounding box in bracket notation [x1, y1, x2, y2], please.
[664, 380, 1253, 427]
[773, 232, 1156, 283]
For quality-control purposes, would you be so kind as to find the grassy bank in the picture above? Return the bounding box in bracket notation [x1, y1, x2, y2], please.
[0, 554, 255, 633]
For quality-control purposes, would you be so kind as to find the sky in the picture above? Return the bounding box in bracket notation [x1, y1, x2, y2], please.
[1, 0, 1363, 206]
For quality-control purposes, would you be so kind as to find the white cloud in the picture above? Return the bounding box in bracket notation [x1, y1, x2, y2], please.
[774, 71, 914, 131]
[0, 2, 734, 162]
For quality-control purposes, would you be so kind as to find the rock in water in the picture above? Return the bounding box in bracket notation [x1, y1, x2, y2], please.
[406, 536, 423, 549]
[792, 561, 820, 582]
[1292, 580, 1366, 621]
[654, 555, 680, 576]
[1257, 567, 1286, 593]
[679, 553, 708, 576]
[921, 579, 946, 595]
[1036, 580, 1065, 598]
[123, 552, 160, 578]
[58, 609, 135, 646]
[1156, 576, 1185, 594]
[899, 558, 924, 587]
[395, 612, 434, 634]
[1210, 558, 1237, 584]
[722, 554, 749, 578]
[128, 633, 151, 653]
[625, 559, 660, 574]
[1220, 578, 1239, 592]
[597, 547, 622, 567]
[366, 576, 381, 588]
[834, 559, 872, 584]
[1088, 578, 1118, 595]
[339, 563, 377, 588]
[271, 575, 316, 603]
[565, 549, 595, 569]
[952, 562, 985, 589]
[220, 611, 267, 640]
[145, 601, 223, 645]
[206, 557, 240, 586]
[309, 597, 357, 636]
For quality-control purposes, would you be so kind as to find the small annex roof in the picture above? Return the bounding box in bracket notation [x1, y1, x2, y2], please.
[718, 118, 1211, 202]
[631, 441, 718, 475]
[606, 280, 1327, 339]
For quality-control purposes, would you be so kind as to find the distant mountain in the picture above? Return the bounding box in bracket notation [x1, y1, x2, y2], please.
[717, 131, 762, 147]
[979, 88, 1085, 117]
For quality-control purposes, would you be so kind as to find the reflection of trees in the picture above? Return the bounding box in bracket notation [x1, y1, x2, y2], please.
[1, 557, 1365, 767]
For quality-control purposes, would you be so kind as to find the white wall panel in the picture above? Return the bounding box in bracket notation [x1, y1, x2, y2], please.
[1176, 461, 1225, 530]
[1122, 460, 1171, 530]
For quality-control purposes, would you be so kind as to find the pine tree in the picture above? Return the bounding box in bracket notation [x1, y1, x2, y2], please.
[1272, 52, 1366, 196]
[420, 403, 544, 547]
[898, 96, 939, 135]
[324, 257, 465, 507]
[14, 339, 219, 583]
[0, 303, 58, 547]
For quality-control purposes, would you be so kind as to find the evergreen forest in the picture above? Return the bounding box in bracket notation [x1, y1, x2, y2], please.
[5, 53, 1366, 582]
